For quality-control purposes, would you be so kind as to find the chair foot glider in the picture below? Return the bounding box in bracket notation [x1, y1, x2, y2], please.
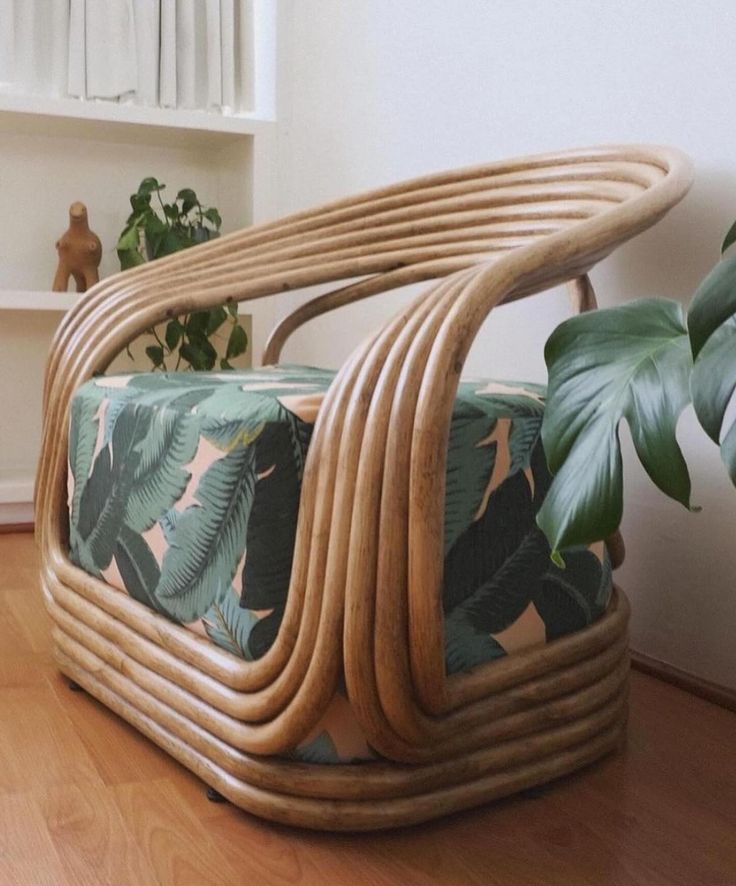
[36, 146, 691, 830]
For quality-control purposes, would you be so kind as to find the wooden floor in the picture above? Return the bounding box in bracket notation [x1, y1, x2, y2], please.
[2, 532, 735, 886]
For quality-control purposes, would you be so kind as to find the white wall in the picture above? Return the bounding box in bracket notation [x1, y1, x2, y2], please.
[275, 0, 736, 688]
[0, 122, 256, 512]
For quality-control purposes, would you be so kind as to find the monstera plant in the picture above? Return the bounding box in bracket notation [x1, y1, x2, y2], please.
[538, 234, 736, 564]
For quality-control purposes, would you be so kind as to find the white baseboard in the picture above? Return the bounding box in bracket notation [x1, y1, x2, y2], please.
[0, 500, 34, 524]
[0, 477, 34, 525]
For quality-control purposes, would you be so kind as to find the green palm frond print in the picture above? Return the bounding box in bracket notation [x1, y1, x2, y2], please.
[68, 366, 611, 677]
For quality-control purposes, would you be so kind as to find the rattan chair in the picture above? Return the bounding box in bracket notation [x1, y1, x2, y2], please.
[36, 145, 692, 830]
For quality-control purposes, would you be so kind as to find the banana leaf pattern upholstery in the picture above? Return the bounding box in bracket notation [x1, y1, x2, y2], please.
[67, 365, 611, 763]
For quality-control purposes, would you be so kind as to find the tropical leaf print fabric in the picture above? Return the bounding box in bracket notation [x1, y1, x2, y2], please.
[68, 366, 329, 659]
[442, 379, 611, 673]
[67, 365, 612, 762]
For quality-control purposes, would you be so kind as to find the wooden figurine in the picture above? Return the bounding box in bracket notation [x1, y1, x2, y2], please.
[52, 202, 102, 292]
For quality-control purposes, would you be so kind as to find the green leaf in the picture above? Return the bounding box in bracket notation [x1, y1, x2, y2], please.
[201, 583, 258, 659]
[116, 224, 141, 252]
[226, 324, 248, 360]
[145, 345, 165, 368]
[179, 340, 216, 371]
[138, 177, 164, 196]
[443, 467, 538, 613]
[240, 422, 301, 611]
[199, 416, 264, 450]
[720, 419, 736, 485]
[535, 550, 607, 638]
[691, 316, 736, 480]
[165, 319, 184, 351]
[159, 228, 186, 256]
[219, 358, 234, 371]
[205, 306, 228, 336]
[100, 387, 142, 445]
[126, 373, 223, 393]
[69, 394, 102, 526]
[143, 217, 168, 260]
[446, 530, 547, 635]
[288, 731, 340, 764]
[687, 254, 736, 483]
[143, 214, 167, 236]
[509, 416, 543, 475]
[129, 193, 152, 214]
[688, 254, 736, 358]
[198, 337, 218, 370]
[247, 607, 285, 660]
[153, 443, 256, 621]
[114, 524, 164, 613]
[192, 226, 214, 244]
[537, 298, 694, 558]
[118, 248, 145, 271]
[203, 207, 222, 229]
[160, 508, 180, 546]
[186, 311, 210, 338]
[75, 406, 151, 571]
[722, 219, 736, 255]
[124, 411, 200, 533]
[177, 188, 198, 215]
[443, 409, 496, 554]
[179, 343, 206, 370]
[690, 316, 736, 442]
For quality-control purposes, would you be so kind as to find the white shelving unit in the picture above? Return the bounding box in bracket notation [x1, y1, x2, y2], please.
[0, 93, 273, 139]
[0, 290, 255, 316]
[0, 291, 81, 312]
[0, 6, 279, 525]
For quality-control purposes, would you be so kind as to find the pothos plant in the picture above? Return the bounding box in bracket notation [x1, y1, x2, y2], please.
[116, 177, 248, 371]
[538, 227, 736, 566]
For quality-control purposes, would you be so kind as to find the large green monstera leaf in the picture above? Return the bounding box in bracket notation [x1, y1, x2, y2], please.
[689, 254, 736, 483]
[537, 298, 695, 561]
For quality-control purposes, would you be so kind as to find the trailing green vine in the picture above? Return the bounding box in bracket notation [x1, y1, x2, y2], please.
[116, 177, 248, 371]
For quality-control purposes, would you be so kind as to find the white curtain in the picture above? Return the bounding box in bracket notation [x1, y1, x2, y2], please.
[220, 0, 235, 110]
[133, 0, 160, 106]
[68, 0, 138, 101]
[164, 0, 244, 111]
[159, 0, 177, 108]
[0, 1, 14, 87]
[205, 0, 222, 110]
[174, 0, 196, 108]
[66, 0, 85, 98]
[1, 0, 68, 96]
[0, 0, 250, 113]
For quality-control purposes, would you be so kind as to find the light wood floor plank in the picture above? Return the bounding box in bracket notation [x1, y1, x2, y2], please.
[0, 793, 68, 886]
[48, 669, 182, 788]
[2, 531, 736, 885]
[37, 782, 155, 886]
[112, 778, 242, 886]
[0, 684, 103, 795]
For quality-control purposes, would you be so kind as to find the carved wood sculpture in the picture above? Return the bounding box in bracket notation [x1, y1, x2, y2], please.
[36, 146, 692, 830]
[52, 202, 102, 293]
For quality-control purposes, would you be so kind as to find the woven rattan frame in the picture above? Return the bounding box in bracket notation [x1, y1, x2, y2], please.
[36, 145, 692, 830]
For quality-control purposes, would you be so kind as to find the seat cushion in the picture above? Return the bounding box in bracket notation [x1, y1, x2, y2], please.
[67, 364, 612, 677]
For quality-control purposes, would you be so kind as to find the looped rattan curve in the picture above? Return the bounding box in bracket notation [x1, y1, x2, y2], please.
[36, 144, 693, 829]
